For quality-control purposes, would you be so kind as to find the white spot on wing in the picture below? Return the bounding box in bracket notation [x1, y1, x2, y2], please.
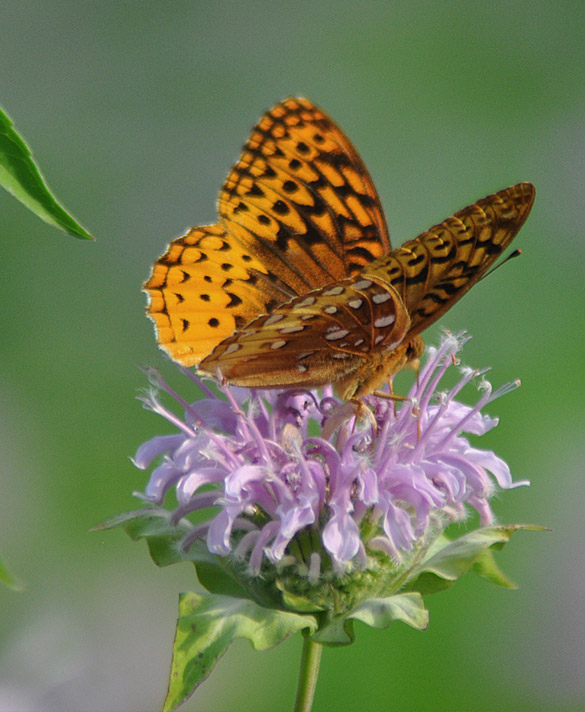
[296, 296, 316, 308]
[372, 292, 391, 304]
[271, 340, 287, 350]
[383, 339, 403, 352]
[280, 324, 305, 334]
[325, 328, 350, 341]
[348, 298, 363, 309]
[225, 343, 240, 355]
[374, 315, 395, 328]
[323, 285, 344, 297]
[264, 313, 285, 326]
[324, 305, 338, 314]
[353, 279, 373, 290]
[374, 335, 385, 345]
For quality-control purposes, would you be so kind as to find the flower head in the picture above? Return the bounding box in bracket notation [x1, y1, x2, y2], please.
[133, 332, 525, 610]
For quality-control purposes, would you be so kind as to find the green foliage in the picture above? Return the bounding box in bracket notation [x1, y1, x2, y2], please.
[404, 524, 546, 595]
[163, 592, 317, 712]
[95, 508, 252, 597]
[95, 509, 197, 565]
[313, 592, 428, 645]
[106, 510, 542, 709]
[0, 106, 92, 239]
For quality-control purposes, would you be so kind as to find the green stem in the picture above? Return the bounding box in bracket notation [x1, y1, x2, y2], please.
[293, 633, 323, 712]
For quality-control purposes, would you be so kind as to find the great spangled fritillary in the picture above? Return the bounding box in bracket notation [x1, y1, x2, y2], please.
[144, 97, 535, 400]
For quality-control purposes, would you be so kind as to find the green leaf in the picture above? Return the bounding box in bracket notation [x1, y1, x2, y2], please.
[0, 553, 25, 592]
[276, 581, 326, 613]
[313, 592, 428, 645]
[350, 592, 429, 631]
[472, 548, 518, 589]
[195, 561, 253, 599]
[95, 508, 255, 599]
[94, 508, 207, 565]
[0, 106, 92, 239]
[312, 617, 355, 646]
[164, 592, 317, 712]
[406, 524, 544, 595]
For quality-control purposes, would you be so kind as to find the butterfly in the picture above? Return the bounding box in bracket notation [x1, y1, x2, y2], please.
[144, 97, 535, 400]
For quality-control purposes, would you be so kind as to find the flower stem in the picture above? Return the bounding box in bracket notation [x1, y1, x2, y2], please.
[293, 633, 323, 712]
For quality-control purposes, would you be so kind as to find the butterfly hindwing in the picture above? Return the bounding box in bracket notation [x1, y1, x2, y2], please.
[199, 183, 534, 395]
[198, 273, 410, 391]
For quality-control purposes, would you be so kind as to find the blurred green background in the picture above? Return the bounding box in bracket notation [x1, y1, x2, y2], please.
[1, 2, 584, 711]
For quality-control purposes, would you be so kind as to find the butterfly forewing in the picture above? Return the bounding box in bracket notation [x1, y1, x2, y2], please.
[144, 224, 290, 365]
[144, 97, 391, 367]
[218, 97, 391, 288]
[367, 182, 535, 338]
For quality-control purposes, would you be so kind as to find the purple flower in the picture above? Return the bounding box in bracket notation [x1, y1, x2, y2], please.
[133, 332, 526, 580]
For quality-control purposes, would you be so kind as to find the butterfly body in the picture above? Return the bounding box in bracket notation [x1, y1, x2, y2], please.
[144, 98, 535, 399]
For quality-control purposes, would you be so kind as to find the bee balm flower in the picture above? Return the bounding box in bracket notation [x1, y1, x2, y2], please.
[132, 332, 526, 610]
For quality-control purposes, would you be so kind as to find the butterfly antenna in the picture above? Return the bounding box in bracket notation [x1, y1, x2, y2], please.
[480, 248, 522, 282]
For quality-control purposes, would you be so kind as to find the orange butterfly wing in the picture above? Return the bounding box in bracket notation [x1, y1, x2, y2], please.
[143, 97, 390, 367]
[143, 224, 283, 365]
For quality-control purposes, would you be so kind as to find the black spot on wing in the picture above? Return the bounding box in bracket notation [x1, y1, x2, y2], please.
[226, 292, 243, 308]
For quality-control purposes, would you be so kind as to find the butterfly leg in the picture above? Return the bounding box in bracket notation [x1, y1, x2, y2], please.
[372, 389, 409, 402]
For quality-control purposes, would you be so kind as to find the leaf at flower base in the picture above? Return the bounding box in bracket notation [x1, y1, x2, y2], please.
[96, 508, 253, 599]
[405, 524, 544, 595]
[350, 592, 429, 631]
[312, 592, 428, 646]
[276, 582, 327, 613]
[164, 592, 318, 712]
[0, 106, 92, 239]
[94, 508, 198, 564]
[311, 617, 355, 646]
[0, 553, 25, 592]
[195, 561, 256, 599]
[472, 548, 518, 589]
